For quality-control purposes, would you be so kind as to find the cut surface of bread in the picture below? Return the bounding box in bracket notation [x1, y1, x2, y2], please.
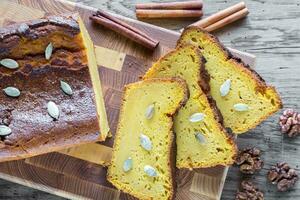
[143, 44, 237, 169]
[108, 78, 188, 200]
[178, 27, 282, 134]
[78, 16, 110, 141]
[0, 14, 109, 162]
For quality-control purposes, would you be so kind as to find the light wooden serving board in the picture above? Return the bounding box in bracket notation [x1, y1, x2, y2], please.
[0, 0, 256, 199]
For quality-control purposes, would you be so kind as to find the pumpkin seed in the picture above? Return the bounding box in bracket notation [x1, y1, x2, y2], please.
[220, 79, 231, 97]
[195, 132, 206, 144]
[140, 134, 152, 151]
[60, 80, 73, 95]
[47, 101, 60, 120]
[144, 165, 157, 177]
[234, 103, 249, 111]
[0, 58, 19, 69]
[45, 43, 53, 60]
[123, 157, 133, 172]
[17, 23, 29, 34]
[0, 125, 12, 136]
[189, 113, 205, 122]
[3, 87, 20, 97]
[145, 104, 155, 119]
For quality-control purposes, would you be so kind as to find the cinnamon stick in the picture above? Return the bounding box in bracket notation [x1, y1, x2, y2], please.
[191, 2, 246, 28]
[204, 8, 249, 32]
[95, 11, 157, 44]
[136, 9, 203, 19]
[90, 11, 159, 50]
[136, 1, 203, 10]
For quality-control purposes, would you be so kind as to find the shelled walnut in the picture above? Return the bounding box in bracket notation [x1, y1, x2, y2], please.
[235, 181, 264, 200]
[267, 162, 298, 192]
[235, 147, 263, 174]
[279, 109, 300, 137]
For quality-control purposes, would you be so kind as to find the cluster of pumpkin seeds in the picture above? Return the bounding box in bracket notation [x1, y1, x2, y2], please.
[0, 43, 74, 136]
[220, 79, 250, 112]
[189, 112, 207, 144]
[122, 104, 158, 177]
[46, 80, 73, 121]
[0, 58, 20, 136]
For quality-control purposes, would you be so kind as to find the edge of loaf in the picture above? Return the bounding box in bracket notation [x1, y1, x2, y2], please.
[0, 14, 109, 162]
[0, 14, 80, 57]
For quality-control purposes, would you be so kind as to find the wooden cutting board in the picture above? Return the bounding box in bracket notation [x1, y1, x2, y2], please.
[0, 0, 256, 199]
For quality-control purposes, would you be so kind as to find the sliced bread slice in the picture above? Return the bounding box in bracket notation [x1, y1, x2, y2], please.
[178, 27, 282, 134]
[143, 44, 237, 169]
[107, 78, 188, 200]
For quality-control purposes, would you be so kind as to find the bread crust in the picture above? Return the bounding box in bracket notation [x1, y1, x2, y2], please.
[107, 78, 188, 200]
[178, 26, 283, 133]
[0, 14, 81, 59]
[0, 14, 83, 63]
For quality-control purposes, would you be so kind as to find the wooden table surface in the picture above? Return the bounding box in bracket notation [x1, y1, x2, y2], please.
[0, 0, 299, 199]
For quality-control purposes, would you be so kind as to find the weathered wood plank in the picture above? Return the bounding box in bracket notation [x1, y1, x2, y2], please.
[1, 0, 300, 199]
[0, 178, 65, 200]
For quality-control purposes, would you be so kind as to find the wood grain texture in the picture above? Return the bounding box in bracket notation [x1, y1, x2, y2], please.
[0, 0, 44, 21]
[95, 46, 126, 71]
[0, 0, 299, 200]
[0, 160, 121, 200]
[59, 143, 113, 166]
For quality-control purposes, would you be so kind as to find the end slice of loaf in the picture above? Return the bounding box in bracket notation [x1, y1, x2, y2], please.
[143, 44, 237, 169]
[107, 78, 188, 200]
[178, 27, 282, 134]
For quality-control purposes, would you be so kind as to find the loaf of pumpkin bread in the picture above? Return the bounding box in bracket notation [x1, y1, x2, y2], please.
[178, 27, 282, 134]
[143, 44, 237, 169]
[108, 78, 188, 200]
[0, 14, 109, 162]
